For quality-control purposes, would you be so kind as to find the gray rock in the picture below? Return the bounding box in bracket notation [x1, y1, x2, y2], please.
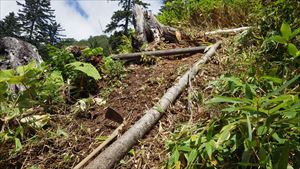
[0, 37, 43, 92]
[0, 37, 43, 70]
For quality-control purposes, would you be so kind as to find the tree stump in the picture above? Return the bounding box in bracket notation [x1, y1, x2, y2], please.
[133, 4, 183, 49]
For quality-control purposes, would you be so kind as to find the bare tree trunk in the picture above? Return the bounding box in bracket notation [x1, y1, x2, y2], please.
[133, 4, 183, 49]
[84, 41, 222, 169]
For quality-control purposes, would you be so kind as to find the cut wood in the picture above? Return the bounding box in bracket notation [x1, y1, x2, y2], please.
[133, 4, 185, 49]
[205, 26, 251, 35]
[73, 123, 125, 169]
[112, 46, 207, 60]
[84, 41, 221, 169]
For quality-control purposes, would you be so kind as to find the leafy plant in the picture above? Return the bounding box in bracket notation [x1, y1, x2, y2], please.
[270, 22, 300, 58]
[166, 75, 300, 169]
[0, 61, 63, 152]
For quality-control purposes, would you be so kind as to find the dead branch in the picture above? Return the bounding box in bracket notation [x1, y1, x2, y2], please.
[74, 123, 125, 169]
[111, 46, 207, 60]
[205, 26, 251, 35]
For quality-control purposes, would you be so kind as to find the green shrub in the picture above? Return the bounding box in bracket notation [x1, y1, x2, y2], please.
[158, 0, 262, 28]
[166, 75, 300, 169]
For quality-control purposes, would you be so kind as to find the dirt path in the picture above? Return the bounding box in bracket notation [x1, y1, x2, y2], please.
[112, 52, 226, 169]
[1, 48, 225, 169]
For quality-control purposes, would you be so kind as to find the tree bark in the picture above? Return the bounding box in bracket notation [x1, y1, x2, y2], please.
[111, 45, 207, 60]
[133, 4, 183, 49]
[84, 41, 222, 169]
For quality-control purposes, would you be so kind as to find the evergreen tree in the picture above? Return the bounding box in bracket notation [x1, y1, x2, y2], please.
[105, 0, 149, 35]
[41, 21, 65, 45]
[17, 0, 63, 44]
[0, 12, 21, 38]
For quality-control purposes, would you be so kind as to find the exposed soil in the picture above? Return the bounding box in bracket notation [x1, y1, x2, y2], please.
[113, 49, 227, 169]
[0, 42, 227, 168]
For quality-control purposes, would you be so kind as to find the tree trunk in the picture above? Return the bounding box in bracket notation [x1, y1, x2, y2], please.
[84, 41, 222, 169]
[133, 4, 184, 49]
[112, 45, 207, 60]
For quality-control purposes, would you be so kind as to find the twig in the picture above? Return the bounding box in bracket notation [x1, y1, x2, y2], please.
[73, 123, 125, 169]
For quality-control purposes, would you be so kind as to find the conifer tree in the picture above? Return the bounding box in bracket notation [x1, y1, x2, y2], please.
[17, 0, 63, 44]
[0, 12, 21, 38]
[105, 0, 149, 35]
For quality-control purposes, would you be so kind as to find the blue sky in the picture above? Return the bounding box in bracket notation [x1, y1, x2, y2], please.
[0, 0, 162, 40]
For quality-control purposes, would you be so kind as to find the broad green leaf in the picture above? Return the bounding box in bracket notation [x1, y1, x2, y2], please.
[178, 146, 192, 152]
[67, 62, 101, 80]
[267, 74, 300, 97]
[297, 51, 300, 58]
[257, 126, 268, 136]
[169, 149, 180, 169]
[261, 76, 283, 84]
[272, 132, 285, 144]
[15, 138, 22, 152]
[280, 22, 292, 39]
[258, 146, 268, 165]
[291, 27, 300, 38]
[207, 96, 252, 104]
[269, 35, 287, 44]
[273, 143, 289, 169]
[187, 149, 197, 166]
[245, 84, 254, 99]
[0, 69, 14, 82]
[16, 61, 36, 75]
[205, 141, 214, 160]
[217, 129, 230, 145]
[288, 43, 299, 57]
[222, 76, 243, 86]
[241, 149, 251, 165]
[8, 76, 24, 84]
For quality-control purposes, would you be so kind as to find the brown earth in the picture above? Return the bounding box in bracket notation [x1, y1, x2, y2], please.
[0, 42, 227, 169]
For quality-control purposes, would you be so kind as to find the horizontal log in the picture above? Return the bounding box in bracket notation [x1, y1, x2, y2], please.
[205, 26, 251, 35]
[111, 46, 207, 60]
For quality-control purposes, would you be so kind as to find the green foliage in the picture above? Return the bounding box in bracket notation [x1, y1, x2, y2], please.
[0, 12, 21, 38]
[167, 75, 300, 169]
[0, 61, 63, 151]
[76, 35, 111, 56]
[269, 23, 300, 58]
[82, 47, 103, 57]
[259, 0, 300, 37]
[105, 0, 148, 35]
[66, 62, 101, 80]
[101, 56, 125, 81]
[17, 0, 64, 45]
[47, 45, 101, 99]
[158, 0, 262, 28]
[117, 34, 133, 54]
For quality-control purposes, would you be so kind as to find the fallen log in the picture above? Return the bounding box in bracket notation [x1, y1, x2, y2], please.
[204, 26, 251, 35]
[111, 46, 207, 60]
[84, 41, 221, 169]
[73, 123, 125, 169]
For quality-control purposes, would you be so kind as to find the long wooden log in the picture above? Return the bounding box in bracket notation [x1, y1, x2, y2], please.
[84, 41, 221, 169]
[111, 46, 207, 60]
[73, 123, 125, 169]
[204, 26, 251, 35]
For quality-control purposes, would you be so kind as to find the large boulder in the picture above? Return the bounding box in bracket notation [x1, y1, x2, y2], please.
[0, 37, 43, 70]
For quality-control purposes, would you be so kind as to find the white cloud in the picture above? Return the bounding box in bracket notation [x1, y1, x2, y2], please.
[0, 0, 162, 40]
